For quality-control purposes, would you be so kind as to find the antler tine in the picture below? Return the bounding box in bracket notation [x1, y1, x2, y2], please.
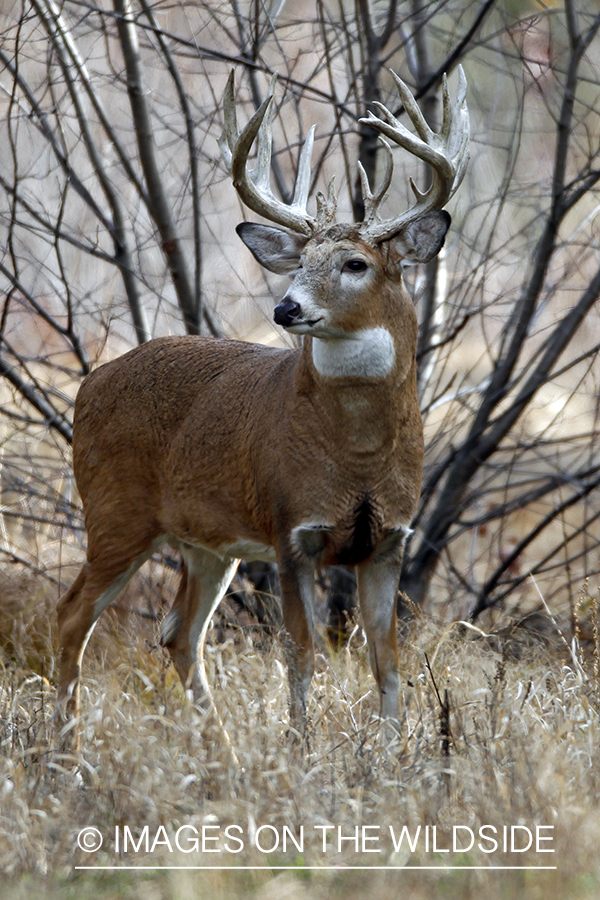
[253, 75, 277, 193]
[358, 138, 394, 226]
[315, 176, 337, 228]
[291, 124, 315, 210]
[357, 66, 470, 244]
[444, 67, 470, 188]
[217, 70, 238, 172]
[219, 71, 319, 236]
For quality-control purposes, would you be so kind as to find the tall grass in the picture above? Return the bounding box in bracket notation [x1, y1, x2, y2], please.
[1, 569, 600, 898]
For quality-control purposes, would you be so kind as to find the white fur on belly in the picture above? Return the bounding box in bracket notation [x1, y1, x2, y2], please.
[312, 327, 395, 378]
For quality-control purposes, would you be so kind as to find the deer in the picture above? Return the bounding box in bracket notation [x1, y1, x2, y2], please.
[55, 68, 469, 738]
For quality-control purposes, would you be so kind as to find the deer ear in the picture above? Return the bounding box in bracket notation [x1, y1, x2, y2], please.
[236, 222, 309, 273]
[392, 210, 451, 264]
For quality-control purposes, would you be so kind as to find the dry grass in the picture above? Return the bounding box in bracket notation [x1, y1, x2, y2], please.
[1, 569, 600, 899]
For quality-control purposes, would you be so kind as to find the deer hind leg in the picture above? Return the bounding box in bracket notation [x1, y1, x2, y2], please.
[56, 536, 161, 723]
[159, 545, 238, 707]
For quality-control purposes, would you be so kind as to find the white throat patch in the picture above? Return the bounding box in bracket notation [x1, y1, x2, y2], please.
[312, 327, 396, 378]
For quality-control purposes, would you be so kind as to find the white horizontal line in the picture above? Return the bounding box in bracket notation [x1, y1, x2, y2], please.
[75, 865, 558, 871]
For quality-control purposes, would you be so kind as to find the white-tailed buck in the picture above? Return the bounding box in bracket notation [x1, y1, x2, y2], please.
[56, 69, 469, 734]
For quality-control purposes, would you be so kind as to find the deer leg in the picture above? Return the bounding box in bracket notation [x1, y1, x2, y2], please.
[159, 546, 238, 707]
[56, 538, 160, 723]
[277, 557, 316, 734]
[356, 544, 405, 724]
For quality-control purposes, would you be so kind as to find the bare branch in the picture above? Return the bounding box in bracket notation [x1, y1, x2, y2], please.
[0, 353, 73, 443]
[114, 0, 198, 335]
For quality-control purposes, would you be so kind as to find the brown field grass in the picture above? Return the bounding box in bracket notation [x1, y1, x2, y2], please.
[1, 566, 600, 899]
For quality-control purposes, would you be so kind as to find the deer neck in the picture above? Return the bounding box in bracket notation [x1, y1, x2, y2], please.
[311, 327, 396, 380]
[295, 329, 417, 456]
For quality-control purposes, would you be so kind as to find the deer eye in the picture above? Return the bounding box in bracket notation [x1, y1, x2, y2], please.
[342, 259, 368, 273]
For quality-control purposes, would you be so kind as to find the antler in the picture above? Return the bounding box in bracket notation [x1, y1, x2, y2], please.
[358, 66, 469, 244]
[220, 69, 468, 244]
[219, 71, 336, 236]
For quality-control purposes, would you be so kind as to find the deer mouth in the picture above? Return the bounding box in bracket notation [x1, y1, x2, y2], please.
[285, 317, 323, 334]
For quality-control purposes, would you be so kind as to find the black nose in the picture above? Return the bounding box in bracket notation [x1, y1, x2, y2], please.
[273, 298, 301, 327]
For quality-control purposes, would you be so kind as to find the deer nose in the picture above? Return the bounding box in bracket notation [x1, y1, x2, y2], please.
[273, 298, 302, 327]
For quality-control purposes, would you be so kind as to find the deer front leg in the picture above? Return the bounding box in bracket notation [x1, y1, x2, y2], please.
[357, 532, 408, 724]
[277, 553, 316, 735]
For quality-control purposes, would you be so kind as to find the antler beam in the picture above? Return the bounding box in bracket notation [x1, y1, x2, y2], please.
[219, 71, 337, 236]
